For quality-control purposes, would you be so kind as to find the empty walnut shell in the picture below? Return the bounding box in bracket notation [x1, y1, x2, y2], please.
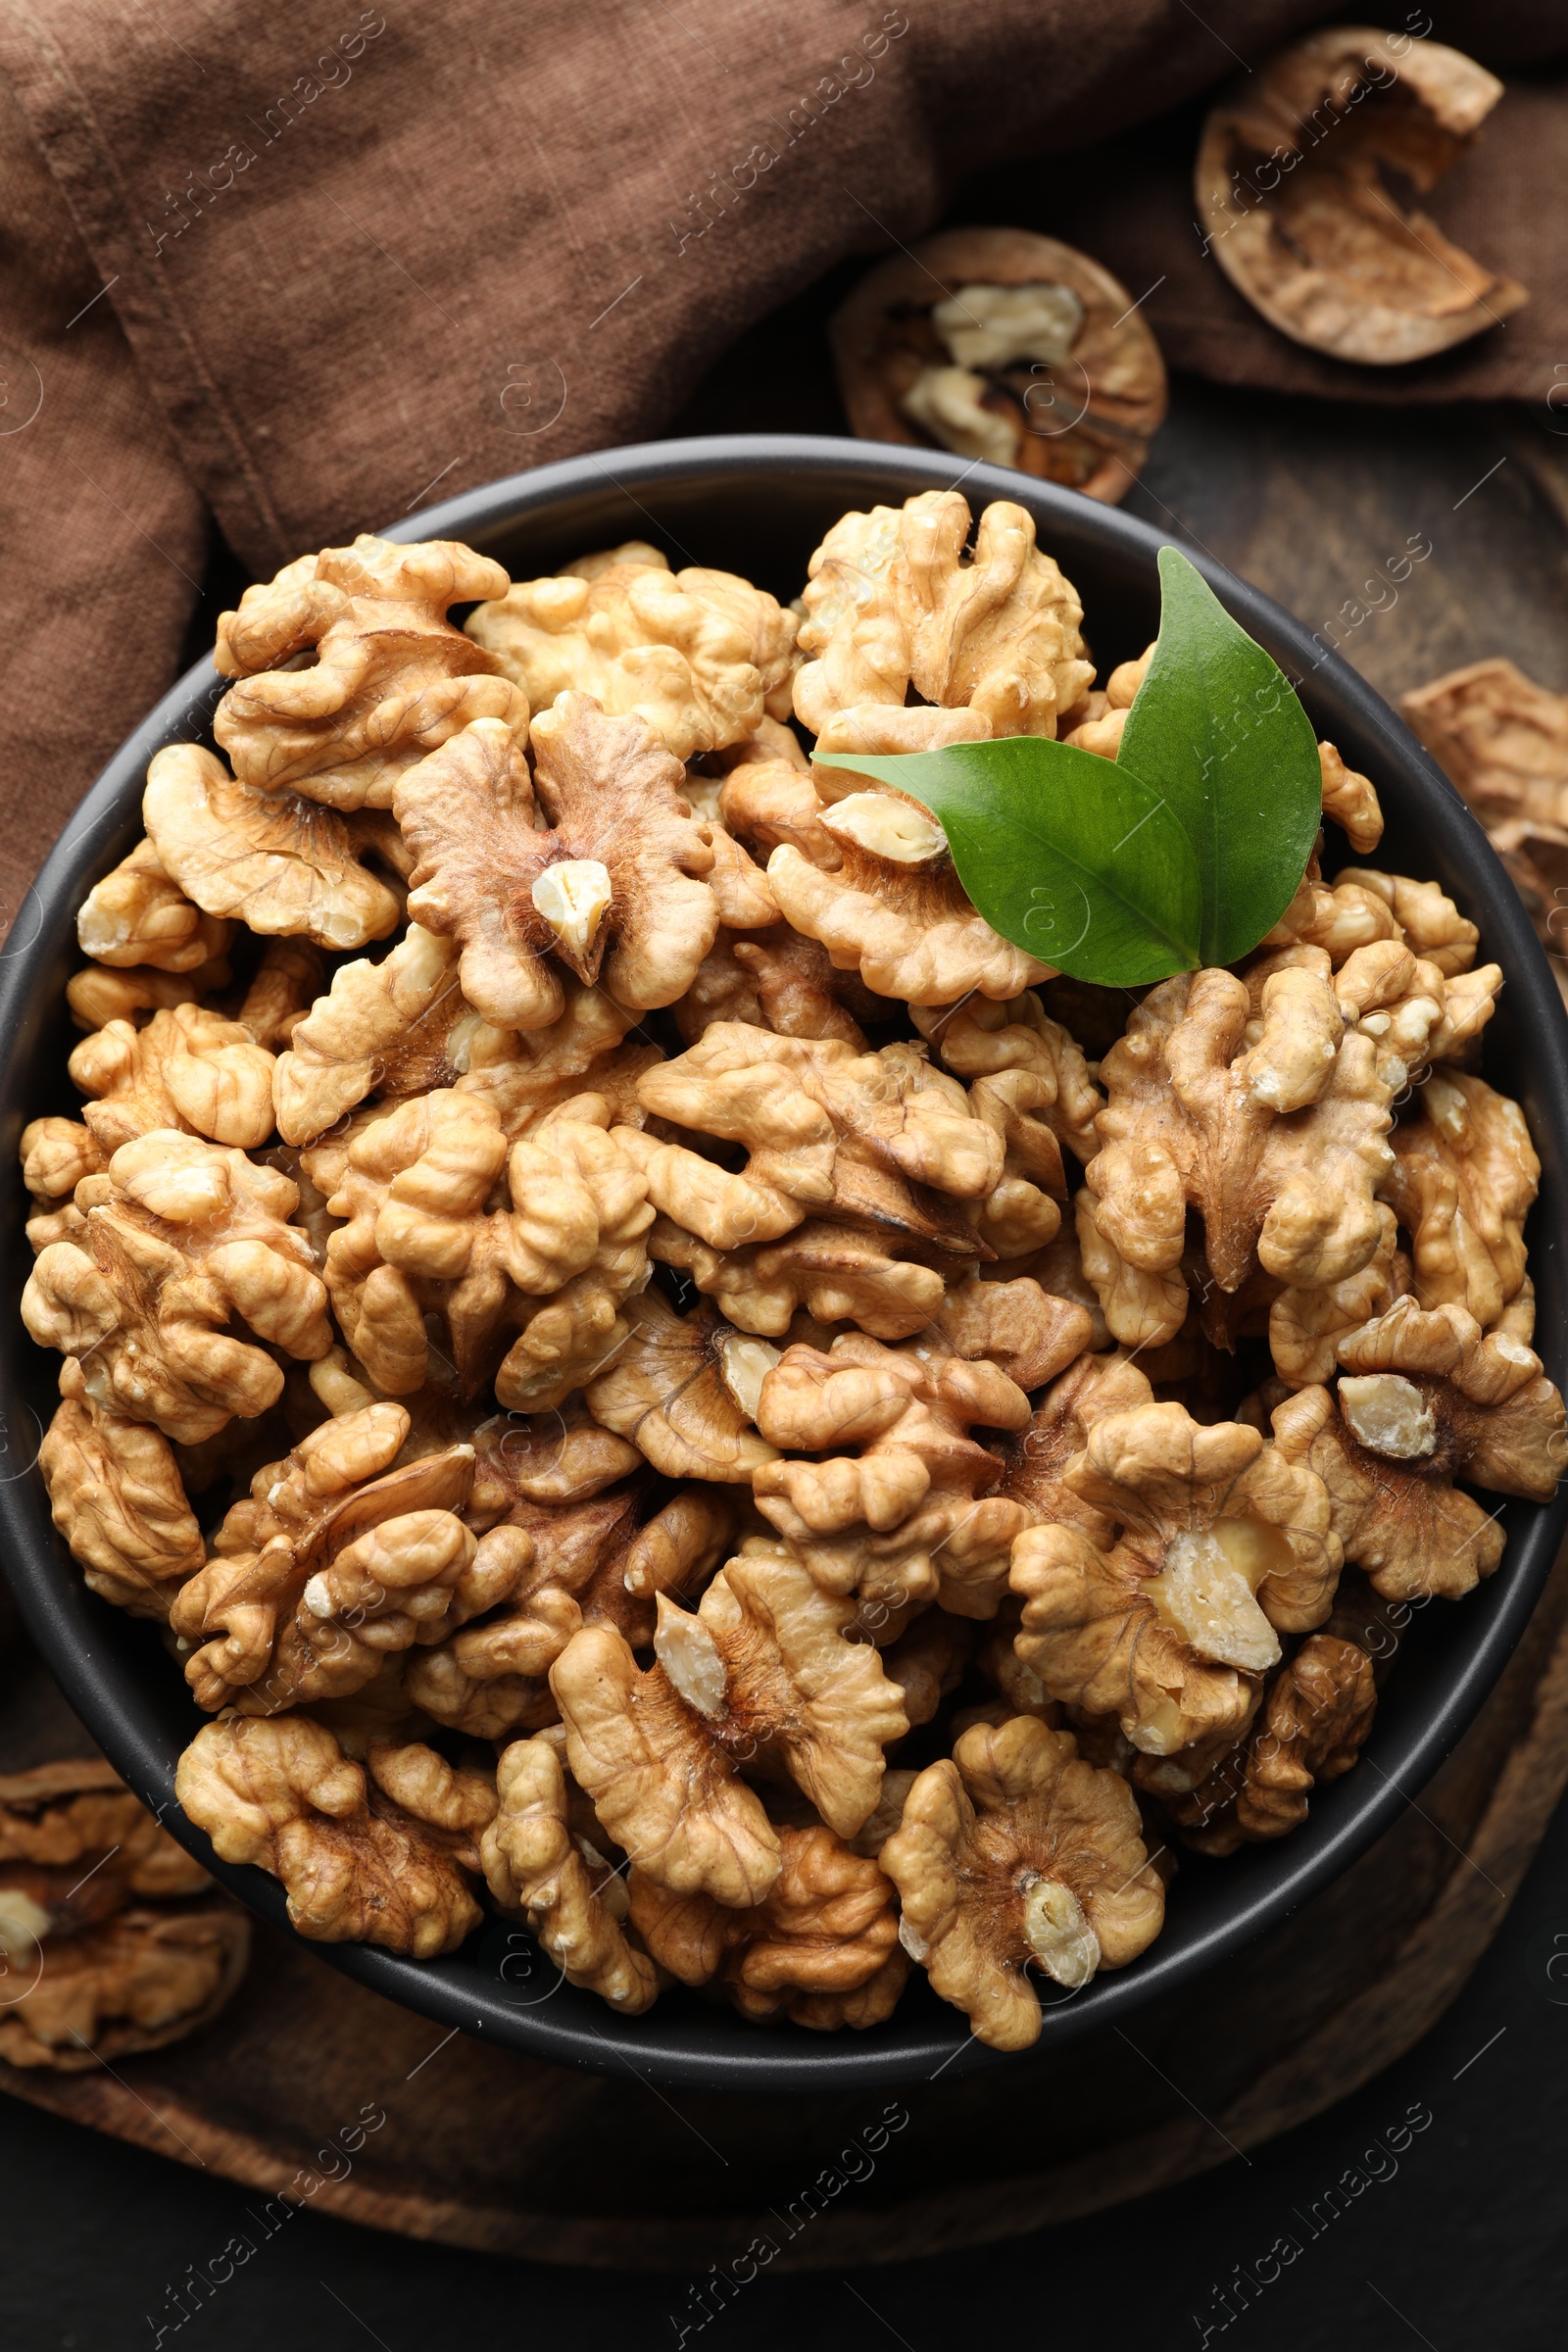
[1196, 28, 1526, 366]
[830, 226, 1167, 504]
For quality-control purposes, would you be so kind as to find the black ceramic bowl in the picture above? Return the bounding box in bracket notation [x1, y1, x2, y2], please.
[4, 435, 1566, 2092]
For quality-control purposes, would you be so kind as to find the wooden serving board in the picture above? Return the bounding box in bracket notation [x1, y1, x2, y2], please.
[3, 1538, 1565, 2272]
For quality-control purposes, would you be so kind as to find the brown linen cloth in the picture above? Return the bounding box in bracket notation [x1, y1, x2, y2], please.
[0, 0, 1563, 931]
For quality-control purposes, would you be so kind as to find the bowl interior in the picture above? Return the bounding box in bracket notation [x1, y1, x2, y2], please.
[3, 434, 1565, 2092]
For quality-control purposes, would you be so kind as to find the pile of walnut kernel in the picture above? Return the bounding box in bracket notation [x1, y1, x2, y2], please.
[19, 494, 1563, 2055]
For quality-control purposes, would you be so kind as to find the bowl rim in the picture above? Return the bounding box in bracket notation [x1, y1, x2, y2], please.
[3, 429, 1566, 2094]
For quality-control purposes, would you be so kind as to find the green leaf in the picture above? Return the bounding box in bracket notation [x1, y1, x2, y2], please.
[811, 739, 1202, 988]
[1118, 546, 1322, 965]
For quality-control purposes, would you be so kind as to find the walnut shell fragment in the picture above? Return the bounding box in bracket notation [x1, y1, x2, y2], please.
[1197, 28, 1526, 365]
[1009, 1400, 1341, 1754]
[177, 1716, 493, 1957]
[629, 1822, 906, 2030]
[0, 1760, 248, 2070]
[22, 1131, 332, 1446]
[214, 534, 526, 809]
[466, 541, 798, 762]
[1271, 1296, 1563, 1601]
[881, 1717, 1164, 2050]
[482, 1736, 658, 2012]
[143, 745, 402, 951]
[395, 702, 722, 1029]
[831, 228, 1166, 502]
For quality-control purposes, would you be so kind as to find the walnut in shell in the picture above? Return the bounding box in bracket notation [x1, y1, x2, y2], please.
[1009, 1400, 1341, 1753]
[466, 541, 798, 761]
[881, 1716, 1164, 2050]
[214, 534, 525, 808]
[1271, 1297, 1563, 1601]
[176, 1716, 493, 1957]
[1196, 28, 1526, 365]
[830, 227, 1167, 501]
[22, 1131, 332, 1446]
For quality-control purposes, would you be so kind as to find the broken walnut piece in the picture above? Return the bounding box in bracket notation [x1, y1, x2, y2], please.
[22, 1130, 332, 1446]
[69, 1003, 277, 1154]
[321, 1090, 653, 1407]
[911, 988, 1102, 1167]
[65, 951, 232, 1037]
[1317, 742, 1384, 853]
[830, 226, 1167, 504]
[39, 1358, 204, 1619]
[1400, 657, 1568, 838]
[881, 1716, 1164, 2051]
[482, 1736, 658, 2013]
[626, 1021, 1004, 1259]
[170, 1401, 531, 1713]
[985, 1347, 1157, 1548]
[1271, 1295, 1564, 1602]
[1141, 1634, 1376, 1856]
[75, 837, 234, 973]
[1009, 1399, 1341, 1754]
[766, 811, 1051, 1008]
[1196, 29, 1525, 365]
[1080, 961, 1395, 1348]
[0, 1760, 247, 2070]
[466, 540, 798, 762]
[214, 533, 525, 809]
[395, 700, 721, 1030]
[583, 1290, 780, 1484]
[647, 1215, 951, 1345]
[629, 1821, 906, 2030]
[176, 1715, 492, 1958]
[793, 489, 1093, 742]
[672, 926, 877, 1050]
[1381, 1070, 1536, 1332]
[143, 745, 402, 952]
[408, 1480, 741, 1738]
[1268, 1204, 1410, 1389]
[551, 1550, 909, 1902]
